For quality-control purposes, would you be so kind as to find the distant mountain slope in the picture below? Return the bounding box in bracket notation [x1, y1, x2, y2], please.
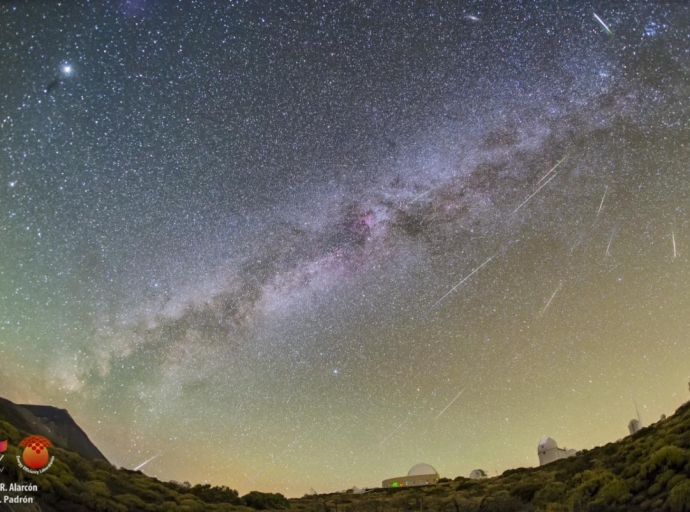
[0, 397, 689, 510]
[0, 397, 107, 463]
[293, 400, 690, 511]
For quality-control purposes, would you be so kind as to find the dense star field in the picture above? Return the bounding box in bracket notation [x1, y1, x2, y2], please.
[1, 0, 689, 497]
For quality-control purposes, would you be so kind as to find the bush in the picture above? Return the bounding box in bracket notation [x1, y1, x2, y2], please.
[533, 482, 566, 506]
[189, 483, 241, 504]
[643, 446, 690, 478]
[501, 467, 529, 477]
[84, 480, 111, 497]
[114, 493, 147, 508]
[596, 477, 632, 505]
[510, 482, 543, 502]
[667, 480, 690, 512]
[648, 483, 662, 496]
[242, 491, 290, 510]
[0, 420, 20, 442]
[657, 469, 678, 488]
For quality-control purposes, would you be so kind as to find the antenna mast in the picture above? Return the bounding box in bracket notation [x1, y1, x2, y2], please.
[633, 398, 643, 427]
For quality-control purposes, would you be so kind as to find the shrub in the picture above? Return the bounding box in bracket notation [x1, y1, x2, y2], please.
[510, 482, 543, 502]
[668, 475, 688, 491]
[242, 491, 290, 510]
[657, 469, 678, 488]
[501, 467, 529, 477]
[114, 493, 147, 508]
[643, 446, 690, 478]
[533, 482, 566, 506]
[648, 483, 662, 496]
[189, 483, 241, 504]
[544, 504, 569, 512]
[567, 470, 629, 508]
[0, 420, 20, 442]
[84, 480, 111, 497]
[667, 480, 690, 512]
[595, 477, 632, 505]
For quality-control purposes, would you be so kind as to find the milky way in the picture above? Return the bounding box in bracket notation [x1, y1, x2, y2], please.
[1, 1, 690, 496]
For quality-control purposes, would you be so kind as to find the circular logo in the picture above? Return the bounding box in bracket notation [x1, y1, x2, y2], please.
[19, 436, 53, 470]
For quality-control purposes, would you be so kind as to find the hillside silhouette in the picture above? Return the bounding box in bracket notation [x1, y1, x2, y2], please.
[0, 397, 689, 511]
[0, 397, 107, 463]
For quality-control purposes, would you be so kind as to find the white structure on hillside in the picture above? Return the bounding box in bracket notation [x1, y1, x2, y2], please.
[469, 469, 488, 480]
[537, 437, 577, 466]
[382, 463, 440, 488]
[628, 418, 642, 435]
[628, 400, 644, 435]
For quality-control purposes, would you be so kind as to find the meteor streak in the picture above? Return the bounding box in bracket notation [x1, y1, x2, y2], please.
[596, 186, 608, 219]
[593, 12, 613, 36]
[536, 155, 569, 186]
[672, 228, 677, 259]
[430, 252, 500, 309]
[434, 388, 466, 420]
[134, 452, 162, 471]
[606, 232, 614, 258]
[512, 156, 568, 215]
[379, 413, 413, 447]
[539, 281, 563, 317]
[409, 188, 433, 204]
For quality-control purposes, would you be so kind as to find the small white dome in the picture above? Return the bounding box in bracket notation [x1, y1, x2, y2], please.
[407, 463, 438, 476]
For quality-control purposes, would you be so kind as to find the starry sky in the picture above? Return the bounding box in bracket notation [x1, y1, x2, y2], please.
[1, 0, 690, 497]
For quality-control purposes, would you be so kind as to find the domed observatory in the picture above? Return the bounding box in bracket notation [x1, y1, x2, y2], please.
[382, 463, 440, 488]
[537, 437, 577, 466]
[469, 469, 488, 480]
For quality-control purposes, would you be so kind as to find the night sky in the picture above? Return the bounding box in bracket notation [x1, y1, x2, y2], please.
[1, 0, 690, 497]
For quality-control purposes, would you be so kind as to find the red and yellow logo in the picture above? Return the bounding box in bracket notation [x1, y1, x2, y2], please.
[19, 436, 53, 470]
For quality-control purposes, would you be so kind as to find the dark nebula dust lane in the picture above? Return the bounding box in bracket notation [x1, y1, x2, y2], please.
[1, 0, 689, 496]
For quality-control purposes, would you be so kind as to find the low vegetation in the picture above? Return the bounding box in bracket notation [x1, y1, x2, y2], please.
[1, 401, 689, 510]
[293, 401, 690, 511]
[0, 418, 284, 511]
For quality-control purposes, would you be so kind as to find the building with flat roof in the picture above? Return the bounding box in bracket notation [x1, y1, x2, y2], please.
[382, 463, 440, 488]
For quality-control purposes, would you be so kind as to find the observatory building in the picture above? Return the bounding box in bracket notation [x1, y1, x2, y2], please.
[537, 437, 577, 466]
[628, 418, 642, 435]
[382, 463, 440, 488]
[469, 469, 488, 480]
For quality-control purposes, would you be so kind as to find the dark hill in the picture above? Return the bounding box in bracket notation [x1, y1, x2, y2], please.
[0, 397, 689, 510]
[0, 397, 107, 463]
[292, 400, 690, 511]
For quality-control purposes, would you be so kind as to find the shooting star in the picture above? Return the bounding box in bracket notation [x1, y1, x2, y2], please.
[434, 388, 466, 420]
[593, 12, 613, 36]
[672, 228, 677, 259]
[430, 251, 500, 309]
[512, 156, 568, 215]
[539, 281, 563, 317]
[134, 452, 162, 471]
[379, 413, 413, 447]
[605, 232, 615, 258]
[409, 188, 433, 204]
[596, 186, 608, 219]
[536, 155, 569, 186]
